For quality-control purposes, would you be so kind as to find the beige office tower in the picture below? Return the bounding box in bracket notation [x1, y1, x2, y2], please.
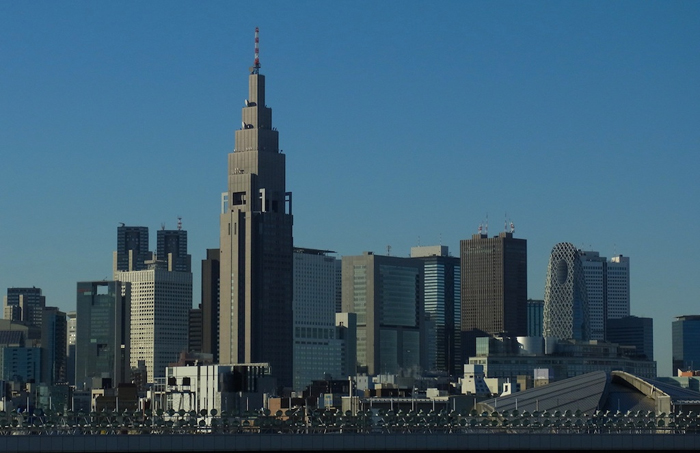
[219, 28, 293, 387]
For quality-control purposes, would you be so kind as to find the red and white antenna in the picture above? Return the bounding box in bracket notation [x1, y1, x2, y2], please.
[253, 27, 261, 73]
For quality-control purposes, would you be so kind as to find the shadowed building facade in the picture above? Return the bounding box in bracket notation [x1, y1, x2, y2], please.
[201, 249, 220, 363]
[219, 29, 293, 387]
[75, 281, 131, 390]
[114, 226, 150, 273]
[4, 287, 46, 328]
[157, 223, 192, 273]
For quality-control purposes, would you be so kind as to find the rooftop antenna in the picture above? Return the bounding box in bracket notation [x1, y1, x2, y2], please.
[439, 233, 442, 246]
[387, 245, 391, 256]
[485, 214, 489, 236]
[250, 27, 261, 74]
[160, 223, 165, 231]
[510, 221, 515, 234]
[478, 223, 483, 235]
[177, 216, 182, 231]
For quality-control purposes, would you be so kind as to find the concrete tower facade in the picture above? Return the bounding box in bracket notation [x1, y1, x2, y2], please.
[219, 29, 293, 387]
[543, 243, 589, 341]
[460, 231, 528, 359]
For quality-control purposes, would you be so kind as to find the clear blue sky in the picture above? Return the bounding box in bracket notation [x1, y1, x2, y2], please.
[1, 1, 698, 375]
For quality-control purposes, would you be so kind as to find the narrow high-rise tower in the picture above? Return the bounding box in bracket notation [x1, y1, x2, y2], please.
[543, 242, 589, 341]
[219, 28, 294, 387]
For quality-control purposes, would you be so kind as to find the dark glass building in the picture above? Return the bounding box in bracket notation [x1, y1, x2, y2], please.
[157, 224, 191, 272]
[4, 287, 45, 328]
[75, 281, 130, 390]
[41, 307, 67, 385]
[606, 315, 653, 361]
[115, 225, 150, 272]
[673, 315, 700, 374]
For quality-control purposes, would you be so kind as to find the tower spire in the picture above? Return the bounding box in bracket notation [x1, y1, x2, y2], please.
[252, 27, 261, 74]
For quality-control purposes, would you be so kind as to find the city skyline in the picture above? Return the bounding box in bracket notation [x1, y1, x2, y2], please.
[1, 1, 699, 375]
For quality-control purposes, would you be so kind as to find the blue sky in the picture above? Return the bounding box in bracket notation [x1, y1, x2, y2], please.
[1, 1, 698, 375]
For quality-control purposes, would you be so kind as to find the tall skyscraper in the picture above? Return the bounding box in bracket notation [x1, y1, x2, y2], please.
[66, 311, 77, 385]
[41, 307, 67, 385]
[543, 242, 589, 341]
[342, 252, 424, 376]
[672, 315, 700, 374]
[201, 248, 220, 363]
[410, 245, 461, 376]
[580, 251, 631, 340]
[117, 260, 192, 382]
[607, 255, 630, 320]
[219, 29, 294, 387]
[114, 225, 150, 273]
[292, 248, 342, 391]
[579, 251, 606, 340]
[4, 287, 46, 327]
[75, 281, 131, 390]
[460, 231, 527, 359]
[157, 219, 192, 273]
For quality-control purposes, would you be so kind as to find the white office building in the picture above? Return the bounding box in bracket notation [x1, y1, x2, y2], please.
[117, 263, 192, 382]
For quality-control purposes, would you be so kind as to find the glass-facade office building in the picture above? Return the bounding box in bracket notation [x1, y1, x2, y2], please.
[673, 315, 700, 374]
[342, 253, 424, 375]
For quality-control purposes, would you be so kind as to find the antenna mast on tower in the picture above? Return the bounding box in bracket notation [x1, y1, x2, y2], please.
[251, 27, 261, 74]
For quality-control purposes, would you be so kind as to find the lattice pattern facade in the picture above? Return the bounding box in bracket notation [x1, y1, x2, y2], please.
[543, 243, 589, 341]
